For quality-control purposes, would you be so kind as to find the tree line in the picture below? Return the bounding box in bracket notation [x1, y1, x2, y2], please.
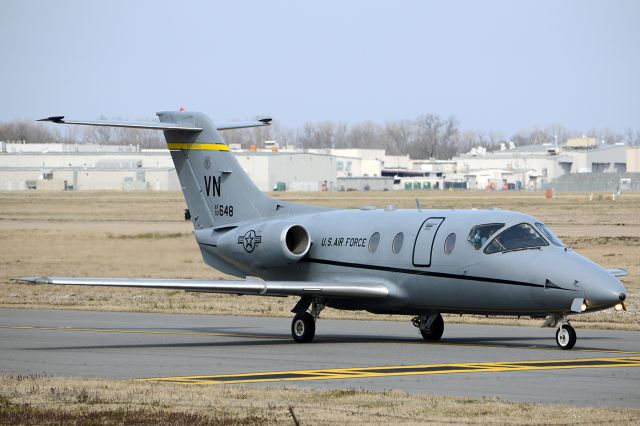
[1, 115, 639, 160]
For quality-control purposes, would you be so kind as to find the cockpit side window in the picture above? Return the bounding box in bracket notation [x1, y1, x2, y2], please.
[535, 222, 564, 246]
[467, 223, 505, 250]
[484, 223, 549, 254]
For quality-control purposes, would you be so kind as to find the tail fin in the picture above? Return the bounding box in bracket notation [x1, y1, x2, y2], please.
[157, 111, 274, 228]
[38, 111, 280, 229]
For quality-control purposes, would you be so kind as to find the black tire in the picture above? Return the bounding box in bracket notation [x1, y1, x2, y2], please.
[556, 324, 577, 350]
[291, 312, 315, 343]
[420, 313, 444, 342]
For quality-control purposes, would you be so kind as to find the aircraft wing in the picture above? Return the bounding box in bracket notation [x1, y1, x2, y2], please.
[13, 276, 389, 299]
[606, 268, 628, 277]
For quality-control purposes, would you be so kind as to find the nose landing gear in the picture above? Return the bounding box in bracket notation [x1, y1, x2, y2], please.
[556, 323, 577, 350]
[543, 314, 577, 350]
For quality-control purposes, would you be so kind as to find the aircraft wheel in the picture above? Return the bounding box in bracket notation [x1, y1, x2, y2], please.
[291, 312, 315, 343]
[555, 324, 576, 350]
[420, 313, 444, 342]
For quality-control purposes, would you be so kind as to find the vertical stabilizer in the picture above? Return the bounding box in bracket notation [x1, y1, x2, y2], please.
[158, 111, 273, 228]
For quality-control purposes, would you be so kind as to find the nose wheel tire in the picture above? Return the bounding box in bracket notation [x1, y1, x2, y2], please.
[556, 324, 577, 350]
[420, 313, 444, 342]
[291, 312, 315, 343]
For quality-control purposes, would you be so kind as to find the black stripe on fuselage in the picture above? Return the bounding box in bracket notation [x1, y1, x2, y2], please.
[303, 257, 575, 291]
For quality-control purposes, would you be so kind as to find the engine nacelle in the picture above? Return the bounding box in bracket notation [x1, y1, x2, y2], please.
[216, 220, 311, 270]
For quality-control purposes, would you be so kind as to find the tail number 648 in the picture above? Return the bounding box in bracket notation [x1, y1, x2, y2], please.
[214, 204, 234, 217]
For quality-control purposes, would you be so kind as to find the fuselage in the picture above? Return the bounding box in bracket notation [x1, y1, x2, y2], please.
[200, 207, 627, 317]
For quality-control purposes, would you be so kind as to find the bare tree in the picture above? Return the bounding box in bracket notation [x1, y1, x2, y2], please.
[411, 114, 460, 160]
[0, 120, 61, 143]
[297, 121, 348, 149]
[384, 120, 415, 155]
[346, 121, 383, 149]
[624, 129, 640, 146]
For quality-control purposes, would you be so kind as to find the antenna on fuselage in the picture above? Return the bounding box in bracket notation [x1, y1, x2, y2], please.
[415, 198, 422, 212]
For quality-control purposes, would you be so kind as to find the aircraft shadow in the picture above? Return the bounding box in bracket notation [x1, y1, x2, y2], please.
[24, 332, 616, 352]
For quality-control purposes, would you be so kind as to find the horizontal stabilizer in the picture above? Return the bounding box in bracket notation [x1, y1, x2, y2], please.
[215, 118, 272, 130]
[37, 116, 272, 132]
[37, 116, 203, 132]
[606, 268, 628, 277]
[13, 276, 389, 299]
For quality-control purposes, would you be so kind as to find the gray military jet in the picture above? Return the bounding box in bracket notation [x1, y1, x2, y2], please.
[16, 111, 628, 350]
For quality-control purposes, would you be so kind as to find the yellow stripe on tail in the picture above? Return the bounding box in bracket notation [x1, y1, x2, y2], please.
[167, 143, 230, 151]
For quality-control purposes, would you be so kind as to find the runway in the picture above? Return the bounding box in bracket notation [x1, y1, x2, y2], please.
[1, 308, 639, 407]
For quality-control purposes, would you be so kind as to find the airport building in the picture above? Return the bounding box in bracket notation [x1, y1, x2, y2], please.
[0, 143, 337, 192]
[625, 146, 640, 173]
[308, 148, 386, 177]
[1, 140, 638, 192]
[453, 142, 630, 190]
[236, 152, 337, 192]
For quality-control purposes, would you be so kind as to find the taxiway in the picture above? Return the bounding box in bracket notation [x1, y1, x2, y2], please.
[1, 308, 638, 407]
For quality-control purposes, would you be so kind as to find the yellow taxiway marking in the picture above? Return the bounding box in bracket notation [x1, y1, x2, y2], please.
[1, 324, 640, 355]
[139, 356, 640, 385]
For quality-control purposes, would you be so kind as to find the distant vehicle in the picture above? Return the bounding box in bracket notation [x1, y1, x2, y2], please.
[16, 111, 628, 350]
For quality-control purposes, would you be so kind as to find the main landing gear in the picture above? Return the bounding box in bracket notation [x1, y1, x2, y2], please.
[543, 314, 577, 350]
[412, 312, 444, 342]
[291, 298, 324, 343]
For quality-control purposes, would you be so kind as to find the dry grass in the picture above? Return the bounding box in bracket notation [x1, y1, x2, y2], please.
[0, 190, 638, 330]
[1, 374, 639, 425]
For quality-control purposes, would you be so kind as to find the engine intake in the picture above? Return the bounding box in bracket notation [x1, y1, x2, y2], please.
[215, 221, 311, 270]
[284, 224, 310, 257]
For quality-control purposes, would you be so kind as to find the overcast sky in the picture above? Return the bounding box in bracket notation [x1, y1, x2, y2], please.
[1, 0, 638, 135]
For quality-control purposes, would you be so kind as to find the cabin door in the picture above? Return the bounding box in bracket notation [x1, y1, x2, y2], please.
[412, 217, 445, 267]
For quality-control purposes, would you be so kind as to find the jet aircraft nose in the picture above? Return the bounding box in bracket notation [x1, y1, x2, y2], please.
[583, 270, 627, 310]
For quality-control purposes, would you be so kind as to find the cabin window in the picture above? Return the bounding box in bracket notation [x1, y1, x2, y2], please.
[392, 232, 404, 254]
[368, 232, 380, 253]
[467, 223, 504, 249]
[535, 222, 564, 246]
[444, 233, 456, 255]
[484, 223, 549, 254]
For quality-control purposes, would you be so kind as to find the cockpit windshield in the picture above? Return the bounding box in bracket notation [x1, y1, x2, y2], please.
[467, 223, 504, 250]
[535, 222, 565, 246]
[484, 223, 549, 254]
